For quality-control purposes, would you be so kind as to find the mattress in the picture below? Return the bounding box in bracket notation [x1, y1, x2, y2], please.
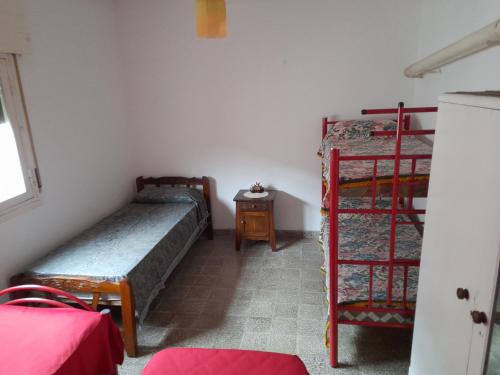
[319, 120, 433, 206]
[26, 202, 208, 322]
[319, 198, 421, 325]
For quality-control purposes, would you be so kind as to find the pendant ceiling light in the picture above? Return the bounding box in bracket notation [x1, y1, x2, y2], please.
[195, 0, 227, 38]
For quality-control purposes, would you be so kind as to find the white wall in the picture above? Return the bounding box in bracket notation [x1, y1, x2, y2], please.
[408, 0, 500, 217]
[116, 0, 420, 231]
[0, 0, 134, 290]
[412, 0, 500, 129]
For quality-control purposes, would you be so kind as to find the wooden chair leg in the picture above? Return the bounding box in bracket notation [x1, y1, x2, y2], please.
[119, 279, 137, 357]
[91, 292, 101, 310]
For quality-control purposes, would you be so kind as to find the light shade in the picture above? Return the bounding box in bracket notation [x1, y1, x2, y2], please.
[195, 0, 227, 38]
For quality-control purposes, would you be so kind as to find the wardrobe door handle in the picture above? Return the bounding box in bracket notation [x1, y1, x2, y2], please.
[471, 310, 488, 325]
[456, 288, 469, 300]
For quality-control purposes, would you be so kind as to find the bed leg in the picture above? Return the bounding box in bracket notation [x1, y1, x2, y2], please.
[206, 222, 214, 240]
[331, 319, 338, 367]
[120, 279, 138, 358]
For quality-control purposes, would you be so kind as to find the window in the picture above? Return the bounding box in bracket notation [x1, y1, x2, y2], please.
[0, 53, 39, 217]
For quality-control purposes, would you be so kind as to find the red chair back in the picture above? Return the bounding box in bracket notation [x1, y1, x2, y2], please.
[0, 284, 94, 311]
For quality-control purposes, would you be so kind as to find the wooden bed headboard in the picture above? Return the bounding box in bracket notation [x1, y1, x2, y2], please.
[135, 176, 213, 239]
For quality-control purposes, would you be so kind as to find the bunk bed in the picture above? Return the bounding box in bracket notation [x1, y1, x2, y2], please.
[318, 102, 437, 367]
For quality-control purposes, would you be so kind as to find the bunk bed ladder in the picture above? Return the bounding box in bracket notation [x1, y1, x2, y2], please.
[328, 148, 340, 367]
[387, 102, 405, 304]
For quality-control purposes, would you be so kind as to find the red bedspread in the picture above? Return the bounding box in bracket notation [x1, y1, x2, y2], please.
[142, 348, 309, 375]
[0, 305, 124, 375]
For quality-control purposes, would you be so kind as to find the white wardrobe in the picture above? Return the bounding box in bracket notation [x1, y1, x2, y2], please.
[410, 92, 500, 375]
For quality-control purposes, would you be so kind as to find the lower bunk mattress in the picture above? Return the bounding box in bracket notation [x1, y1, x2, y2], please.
[23, 202, 208, 322]
[319, 197, 421, 325]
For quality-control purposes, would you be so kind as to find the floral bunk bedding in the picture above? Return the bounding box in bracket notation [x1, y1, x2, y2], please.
[318, 120, 433, 209]
[319, 197, 421, 325]
[318, 119, 429, 327]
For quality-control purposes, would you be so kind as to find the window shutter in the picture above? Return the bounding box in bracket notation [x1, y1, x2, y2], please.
[0, 0, 31, 54]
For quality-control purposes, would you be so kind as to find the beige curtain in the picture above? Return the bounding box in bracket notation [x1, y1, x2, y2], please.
[0, 0, 31, 54]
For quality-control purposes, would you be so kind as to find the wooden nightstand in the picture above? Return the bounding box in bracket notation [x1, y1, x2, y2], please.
[234, 190, 277, 251]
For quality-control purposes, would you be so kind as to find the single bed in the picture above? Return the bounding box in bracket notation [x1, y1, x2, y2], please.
[11, 176, 213, 358]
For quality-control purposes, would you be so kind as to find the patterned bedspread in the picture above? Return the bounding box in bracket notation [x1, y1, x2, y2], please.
[26, 202, 208, 322]
[318, 120, 427, 331]
[320, 198, 421, 305]
[319, 120, 433, 208]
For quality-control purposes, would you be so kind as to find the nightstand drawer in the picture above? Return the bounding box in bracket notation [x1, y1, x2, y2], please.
[239, 202, 268, 211]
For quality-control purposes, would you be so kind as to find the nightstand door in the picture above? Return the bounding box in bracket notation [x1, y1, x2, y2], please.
[239, 211, 269, 238]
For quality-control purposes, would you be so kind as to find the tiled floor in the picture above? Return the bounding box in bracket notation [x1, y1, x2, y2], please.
[119, 235, 412, 374]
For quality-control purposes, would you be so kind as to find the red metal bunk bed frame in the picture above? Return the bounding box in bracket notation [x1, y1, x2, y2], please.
[321, 102, 437, 367]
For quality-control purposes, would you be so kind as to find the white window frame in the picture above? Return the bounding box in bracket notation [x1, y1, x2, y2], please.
[0, 53, 40, 218]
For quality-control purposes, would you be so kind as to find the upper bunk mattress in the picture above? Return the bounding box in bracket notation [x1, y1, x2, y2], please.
[319, 120, 433, 208]
[25, 202, 208, 321]
[319, 120, 432, 192]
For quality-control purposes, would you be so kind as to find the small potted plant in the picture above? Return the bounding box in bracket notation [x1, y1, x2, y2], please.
[250, 182, 264, 193]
